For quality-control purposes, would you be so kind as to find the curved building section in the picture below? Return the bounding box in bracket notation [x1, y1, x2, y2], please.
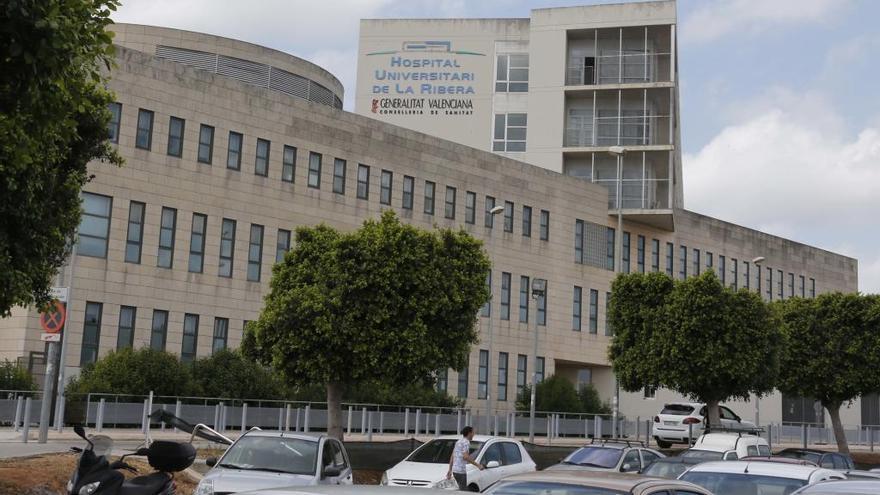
[110, 23, 344, 109]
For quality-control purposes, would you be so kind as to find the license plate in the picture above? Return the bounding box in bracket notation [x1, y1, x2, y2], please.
[664, 421, 678, 426]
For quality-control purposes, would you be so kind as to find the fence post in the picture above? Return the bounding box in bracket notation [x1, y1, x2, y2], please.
[13, 396, 23, 432]
[174, 400, 182, 433]
[404, 408, 409, 436]
[141, 399, 149, 435]
[456, 409, 461, 434]
[436, 412, 441, 436]
[285, 404, 292, 431]
[214, 403, 221, 430]
[511, 413, 516, 438]
[241, 403, 248, 432]
[636, 417, 640, 443]
[21, 398, 32, 443]
[415, 409, 421, 437]
[767, 423, 772, 450]
[594, 415, 602, 439]
[146, 391, 154, 438]
[347, 406, 353, 435]
[646, 419, 652, 446]
[802, 423, 808, 448]
[379, 411, 385, 435]
[367, 411, 373, 442]
[361, 407, 367, 435]
[96, 399, 105, 432]
[277, 408, 284, 430]
[304, 404, 311, 433]
[295, 407, 301, 432]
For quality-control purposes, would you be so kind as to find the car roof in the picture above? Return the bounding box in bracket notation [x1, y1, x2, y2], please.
[498, 470, 705, 492]
[780, 448, 829, 454]
[430, 434, 510, 442]
[693, 432, 766, 450]
[663, 402, 703, 407]
[686, 461, 834, 480]
[795, 480, 880, 494]
[653, 456, 704, 464]
[239, 430, 323, 442]
[237, 486, 440, 495]
[740, 456, 818, 466]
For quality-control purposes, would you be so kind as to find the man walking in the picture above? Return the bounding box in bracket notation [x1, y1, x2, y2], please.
[447, 426, 484, 490]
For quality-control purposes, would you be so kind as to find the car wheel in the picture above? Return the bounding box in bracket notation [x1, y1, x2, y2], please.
[468, 484, 480, 492]
[655, 439, 672, 449]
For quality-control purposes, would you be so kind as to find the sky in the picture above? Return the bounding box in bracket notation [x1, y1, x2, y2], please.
[110, 0, 880, 293]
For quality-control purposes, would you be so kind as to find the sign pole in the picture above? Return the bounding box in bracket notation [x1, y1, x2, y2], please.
[37, 288, 67, 444]
[38, 341, 59, 443]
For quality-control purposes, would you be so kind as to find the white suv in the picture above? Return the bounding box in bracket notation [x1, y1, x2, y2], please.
[681, 432, 771, 461]
[652, 402, 756, 448]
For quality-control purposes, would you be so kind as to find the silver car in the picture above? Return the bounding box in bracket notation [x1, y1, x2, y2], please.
[545, 439, 665, 474]
[194, 430, 353, 495]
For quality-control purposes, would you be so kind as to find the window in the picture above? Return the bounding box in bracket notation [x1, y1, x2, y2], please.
[516, 355, 527, 396]
[492, 113, 527, 152]
[357, 164, 370, 200]
[219, 218, 236, 277]
[572, 286, 583, 331]
[539, 210, 550, 241]
[719, 255, 727, 285]
[743, 261, 750, 290]
[485, 196, 496, 228]
[498, 352, 508, 401]
[500, 272, 511, 320]
[503, 201, 514, 232]
[380, 170, 393, 205]
[605, 291, 613, 336]
[332, 158, 346, 194]
[809, 278, 815, 298]
[519, 276, 530, 323]
[731, 257, 738, 290]
[445, 186, 456, 219]
[481, 271, 492, 317]
[706, 251, 714, 272]
[537, 284, 547, 326]
[436, 369, 448, 393]
[589, 289, 599, 334]
[637, 235, 645, 273]
[308, 152, 322, 188]
[247, 224, 264, 282]
[501, 442, 523, 465]
[800, 275, 806, 297]
[574, 220, 584, 263]
[536, 357, 545, 383]
[622, 232, 631, 273]
[150, 309, 168, 351]
[181, 314, 199, 362]
[478, 350, 488, 399]
[125, 201, 145, 264]
[756, 264, 763, 295]
[117, 306, 135, 350]
[465, 192, 476, 224]
[198, 124, 214, 164]
[777, 269, 784, 300]
[255, 138, 270, 176]
[78, 192, 112, 258]
[679, 245, 687, 280]
[693, 248, 701, 276]
[457, 364, 469, 398]
[621, 451, 641, 473]
[423, 180, 435, 214]
[157, 207, 177, 268]
[226, 131, 243, 170]
[522, 206, 532, 237]
[135, 108, 154, 150]
[188, 213, 207, 273]
[80, 302, 103, 365]
[495, 53, 529, 92]
[651, 239, 660, 272]
[644, 385, 657, 399]
[107, 102, 122, 143]
[212, 317, 228, 354]
[665, 242, 674, 276]
[276, 229, 291, 263]
[167, 116, 185, 157]
[606, 228, 616, 271]
[282, 145, 296, 183]
[766, 267, 773, 300]
[402, 175, 414, 209]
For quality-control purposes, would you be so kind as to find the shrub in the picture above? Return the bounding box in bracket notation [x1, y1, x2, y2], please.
[0, 360, 37, 392]
[190, 349, 288, 400]
[66, 348, 194, 397]
[516, 375, 611, 414]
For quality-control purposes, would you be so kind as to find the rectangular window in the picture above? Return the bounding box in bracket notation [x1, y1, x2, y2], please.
[357, 164, 370, 200]
[572, 286, 583, 331]
[788, 272, 795, 298]
[423, 180, 435, 215]
[167, 116, 185, 157]
[181, 314, 199, 363]
[436, 369, 448, 393]
[537, 284, 547, 326]
[536, 357, 545, 383]
[731, 258, 739, 290]
[465, 192, 476, 224]
[117, 306, 136, 351]
[157, 207, 177, 269]
[188, 213, 207, 273]
[589, 289, 599, 334]
[135, 108, 154, 150]
[457, 364, 469, 398]
[622, 232, 631, 273]
[226, 131, 242, 170]
[495, 53, 529, 92]
[516, 355, 528, 396]
[492, 113, 527, 152]
[478, 350, 488, 399]
[481, 271, 492, 317]
[810, 278, 816, 298]
[743, 261, 750, 290]
[519, 275, 530, 323]
[445, 186, 456, 219]
[606, 228, 616, 271]
[605, 291, 613, 336]
[255, 138, 270, 176]
[693, 249, 701, 276]
[80, 302, 103, 365]
[665, 242, 674, 276]
[198, 124, 214, 164]
[402, 175, 414, 209]
[247, 224, 264, 282]
[276, 229, 291, 263]
[212, 317, 228, 354]
[332, 158, 346, 194]
[497, 352, 508, 401]
[719, 255, 727, 285]
[539, 210, 550, 241]
[757, 264, 763, 295]
[380, 170, 393, 205]
[651, 239, 660, 272]
[78, 192, 112, 258]
[637, 235, 645, 273]
[107, 102, 122, 143]
[777, 269, 784, 300]
[679, 245, 687, 280]
[150, 309, 168, 351]
[706, 251, 714, 272]
[219, 218, 236, 278]
[522, 206, 532, 237]
[574, 220, 584, 263]
[500, 272, 511, 320]
[766, 267, 773, 300]
[503, 201, 514, 232]
[799, 275, 806, 297]
[308, 152, 322, 188]
[282, 145, 296, 183]
[125, 201, 145, 264]
[485, 196, 496, 228]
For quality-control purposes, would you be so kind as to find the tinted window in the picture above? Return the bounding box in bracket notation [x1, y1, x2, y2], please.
[758, 445, 771, 456]
[483, 443, 503, 465]
[221, 436, 318, 475]
[747, 445, 758, 456]
[501, 443, 522, 465]
[662, 404, 696, 415]
[642, 461, 690, 480]
[621, 450, 640, 472]
[720, 407, 738, 420]
[641, 450, 661, 466]
[486, 481, 626, 495]
[832, 454, 848, 469]
[778, 450, 821, 464]
[820, 455, 834, 469]
[562, 447, 622, 469]
[408, 439, 483, 464]
[681, 450, 723, 461]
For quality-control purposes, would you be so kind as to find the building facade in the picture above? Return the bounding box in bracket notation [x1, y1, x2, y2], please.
[0, 9, 863, 427]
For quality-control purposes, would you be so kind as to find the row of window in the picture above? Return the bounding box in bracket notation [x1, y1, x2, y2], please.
[81, 302, 235, 366]
[437, 351, 545, 401]
[481, 271, 547, 325]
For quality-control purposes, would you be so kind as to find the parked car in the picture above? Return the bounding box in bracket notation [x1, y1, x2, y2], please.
[545, 439, 665, 474]
[484, 471, 712, 495]
[194, 430, 352, 495]
[740, 456, 818, 466]
[234, 485, 437, 495]
[777, 448, 856, 471]
[792, 480, 880, 494]
[380, 435, 535, 491]
[640, 456, 706, 479]
[681, 432, 771, 461]
[653, 402, 756, 448]
[680, 460, 845, 495]
[839, 470, 880, 480]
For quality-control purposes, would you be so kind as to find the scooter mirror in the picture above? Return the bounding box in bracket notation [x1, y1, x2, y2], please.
[74, 425, 87, 440]
[135, 447, 150, 456]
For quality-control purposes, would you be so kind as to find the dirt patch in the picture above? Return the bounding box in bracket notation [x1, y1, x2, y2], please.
[355, 469, 383, 485]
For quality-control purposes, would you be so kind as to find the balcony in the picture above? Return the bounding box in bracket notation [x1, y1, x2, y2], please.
[566, 52, 672, 86]
[564, 150, 672, 211]
[564, 114, 672, 147]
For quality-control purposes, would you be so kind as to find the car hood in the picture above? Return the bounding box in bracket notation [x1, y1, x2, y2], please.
[545, 463, 615, 472]
[203, 467, 317, 492]
[387, 461, 473, 483]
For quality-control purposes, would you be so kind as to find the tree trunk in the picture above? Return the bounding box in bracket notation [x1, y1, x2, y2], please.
[706, 399, 721, 431]
[326, 381, 344, 440]
[826, 402, 849, 454]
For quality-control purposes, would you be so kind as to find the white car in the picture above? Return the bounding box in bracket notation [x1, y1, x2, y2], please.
[681, 432, 771, 461]
[680, 460, 845, 494]
[652, 402, 756, 447]
[381, 435, 536, 491]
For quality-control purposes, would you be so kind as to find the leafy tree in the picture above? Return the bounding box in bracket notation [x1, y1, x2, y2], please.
[0, 0, 123, 316]
[66, 348, 194, 397]
[190, 349, 288, 400]
[244, 211, 490, 439]
[515, 375, 611, 414]
[577, 383, 612, 415]
[0, 359, 37, 392]
[776, 293, 880, 453]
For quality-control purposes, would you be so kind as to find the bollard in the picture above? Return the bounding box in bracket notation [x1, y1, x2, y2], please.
[511, 413, 516, 438]
[218, 402, 226, 433]
[493, 415, 499, 437]
[415, 409, 421, 437]
[285, 404, 292, 431]
[295, 408, 301, 432]
[436, 413, 441, 436]
[767, 423, 773, 450]
[646, 419, 652, 446]
[214, 404, 221, 430]
[456, 410, 461, 433]
[465, 410, 471, 428]
[367, 411, 373, 442]
[636, 417, 640, 442]
[688, 423, 693, 445]
[404, 408, 410, 436]
[594, 416, 602, 439]
[361, 407, 367, 435]
[241, 403, 248, 433]
[142, 399, 150, 434]
[13, 396, 23, 432]
[802, 423, 808, 449]
[379, 411, 385, 435]
[277, 408, 284, 430]
[871, 427, 875, 452]
[174, 400, 182, 433]
[348, 406, 354, 435]
[96, 399, 105, 432]
[145, 391, 154, 440]
[22, 398, 32, 443]
[304, 405, 311, 433]
[546, 416, 552, 444]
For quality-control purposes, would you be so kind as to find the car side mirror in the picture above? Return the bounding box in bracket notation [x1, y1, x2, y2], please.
[323, 465, 341, 478]
[486, 460, 501, 469]
[621, 463, 631, 472]
[206, 457, 217, 467]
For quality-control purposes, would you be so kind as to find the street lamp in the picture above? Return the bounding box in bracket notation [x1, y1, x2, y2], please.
[607, 146, 626, 438]
[750, 255, 765, 426]
[485, 204, 505, 434]
[528, 278, 547, 443]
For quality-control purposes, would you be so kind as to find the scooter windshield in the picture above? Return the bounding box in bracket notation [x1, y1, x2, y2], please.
[90, 435, 114, 456]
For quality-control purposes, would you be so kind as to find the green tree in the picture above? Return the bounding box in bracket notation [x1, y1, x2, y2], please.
[1, 0, 123, 316]
[190, 349, 288, 400]
[578, 383, 612, 415]
[244, 211, 490, 439]
[776, 293, 880, 453]
[515, 375, 611, 414]
[66, 348, 194, 397]
[0, 360, 37, 392]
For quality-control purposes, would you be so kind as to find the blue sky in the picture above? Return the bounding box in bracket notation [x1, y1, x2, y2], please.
[113, 0, 880, 292]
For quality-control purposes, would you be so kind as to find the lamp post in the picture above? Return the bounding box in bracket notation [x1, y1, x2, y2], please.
[485, 205, 505, 434]
[750, 255, 765, 426]
[529, 278, 547, 443]
[608, 146, 626, 438]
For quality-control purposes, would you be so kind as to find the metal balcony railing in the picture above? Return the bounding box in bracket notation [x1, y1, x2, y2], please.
[564, 115, 672, 147]
[595, 179, 671, 210]
[566, 52, 672, 86]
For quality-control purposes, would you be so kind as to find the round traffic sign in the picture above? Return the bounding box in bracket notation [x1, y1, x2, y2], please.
[40, 300, 67, 333]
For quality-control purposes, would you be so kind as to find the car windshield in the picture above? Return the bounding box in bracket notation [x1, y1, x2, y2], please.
[681, 472, 807, 495]
[778, 450, 821, 464]
[407, 439, 484, 463]
[642, 460, 690, 479]
[561, 447, 622, 468]
[661, 404, 696, 415]
[219, 436, 318, 475]
[486, 481, 627, 495]
[681, 449, 724, 460]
